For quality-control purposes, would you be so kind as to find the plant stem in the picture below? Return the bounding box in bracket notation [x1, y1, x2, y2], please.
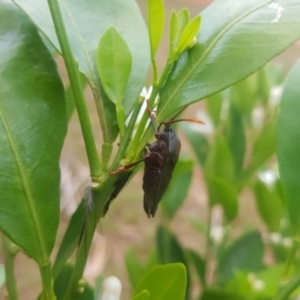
[39, 261, 56, 300]
[47, 0, 102, 178]
[2, 234, 19, 300]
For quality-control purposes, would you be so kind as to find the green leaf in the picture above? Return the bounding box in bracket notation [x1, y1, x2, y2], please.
[204, 135, 238, 220]
[180, 123, 209, 166]
[253, 179, 284, 232]
[248, 121, 276, 173]
[13, 0, 150, 142]
[133, 263, 187, 300]
[277, 59, 300, 236]
[54, 264, 73, 300]
[174, 9, 189, 47]
[170, 11, 177, 51]
[132, 290, 150, 300]
[157, 0, 300, 122]
[188, 250, 206, 286]
[96, 27, 132, 135]
[52, 201, 86, 278]
[229, 77, 256, 122]
[0, 265, 5, 288]
[217, 231, 264, 284]
[186, 217, 208, 235]
[54, 264, 94, 300]
[205, 92, 223, 127]
[226, 103, 246, 177]
[0, 0, 67, 263]
[94, 276, 104, 300]
[96, 27, 132, 105]
[125, 249, 146, 288]
[255, 264, 284, 297]
[148, 0, 164, 58]
[156, 226, 190, 299]
[161, 157, 193, 218]
[177, 16, 201, 55]
[201, 288, 247, 300]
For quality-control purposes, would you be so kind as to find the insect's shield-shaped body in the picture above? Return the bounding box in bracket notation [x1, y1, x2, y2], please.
[143, 123, 181, 217]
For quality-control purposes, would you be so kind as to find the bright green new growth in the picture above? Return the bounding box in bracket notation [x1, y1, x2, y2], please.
[168, 10, 201, 61]
[147, 0, 165, 83]
[96, 27, 133, 138]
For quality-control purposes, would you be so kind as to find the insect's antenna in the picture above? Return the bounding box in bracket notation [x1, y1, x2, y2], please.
[170, 118, 205, 126]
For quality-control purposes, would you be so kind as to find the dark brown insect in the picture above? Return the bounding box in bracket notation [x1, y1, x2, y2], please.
[109, 106, 204, 217]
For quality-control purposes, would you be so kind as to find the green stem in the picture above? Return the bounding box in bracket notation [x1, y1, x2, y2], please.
[39, 261, 56, 300]
[2, 234, 19, 300]
[47, 0, 102, 178]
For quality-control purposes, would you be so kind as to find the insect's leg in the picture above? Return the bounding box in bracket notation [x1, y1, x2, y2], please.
[110, 152, 151, 175]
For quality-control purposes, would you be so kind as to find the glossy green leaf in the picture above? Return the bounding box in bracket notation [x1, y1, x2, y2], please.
[0, 0, 66, 263]
[205, 92, 223, 127]
[253, 179, 284, 232]
[217, 231, 264, 284]
[0, 265, 5, 288]
[180, 123, 209, 166]
[226, 103, 246, 177]
[148, 0, 164, 58]
[204, 136, 238, 220]
[161, 157, 193, 218]
[96, 27, 132, 105]
[201, 288, 247, 300]
[177, 16, 201, 55]
[156, 226, 190, 299]
[248, 121, 276, 173]
[157, 0, 300, 122]
[133, 263, 187, 300]
[171, 8, 189, 53]
[125, 249, 146, 288]
[188, 250, 206, 286]
[132, 290, 150, 300]
[13, 0, 150, 142]
[277, 59, 300, 236]
[52, 201, 86, 278]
